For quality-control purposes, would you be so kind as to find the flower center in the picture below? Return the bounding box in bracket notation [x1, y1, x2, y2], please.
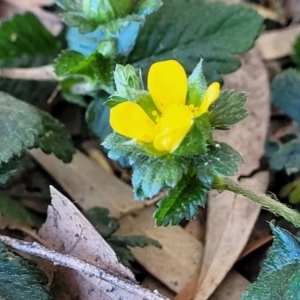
[154, 103, 194, 132]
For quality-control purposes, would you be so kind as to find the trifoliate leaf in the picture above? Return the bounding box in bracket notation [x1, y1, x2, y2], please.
[107, 235, 162, 249]
[84, 207, 119, 238]
[128, 0, 263, 82]
[154, 176, 208, 226]
[132, 157, 184, 199]
[209, 90, 248, 130]
[272, 69, 300, 124]
[0, 242, 53, 300]
[0, 92, 75, 165]
[0, 12, 61, 67]
[241, 225, 300, 300]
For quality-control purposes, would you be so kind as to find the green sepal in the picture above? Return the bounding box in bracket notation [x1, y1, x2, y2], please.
[104, 95, 128, 107]
[186, 59, 207, 107]
[173, 114, 211, 157]
[132, 156, 185, 199]
[209, 89, 248, 130]
[114, 64, 144, 98]
[242, 224, 300, 300]
[102, 132, 149, 163]
[132, 90, 158, 121]
[154, 176, 208, 226]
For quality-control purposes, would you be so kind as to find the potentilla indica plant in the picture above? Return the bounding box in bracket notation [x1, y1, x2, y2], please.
[103, 59, 300, 227]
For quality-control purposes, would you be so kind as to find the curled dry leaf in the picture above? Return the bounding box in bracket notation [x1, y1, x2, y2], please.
[35, 186, 168, 300]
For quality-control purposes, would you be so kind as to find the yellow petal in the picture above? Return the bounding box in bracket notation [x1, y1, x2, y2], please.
[153, 124, 192, 152]
[110, 102, 157, 143]
[198, 82, 220, 115]
[148, 60, 188, 112]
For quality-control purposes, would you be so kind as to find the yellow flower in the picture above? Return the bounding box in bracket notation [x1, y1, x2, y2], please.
[110, 60, 220, 153]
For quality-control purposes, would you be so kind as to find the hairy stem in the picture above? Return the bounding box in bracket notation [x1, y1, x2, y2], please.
[213, 176, 300, 228]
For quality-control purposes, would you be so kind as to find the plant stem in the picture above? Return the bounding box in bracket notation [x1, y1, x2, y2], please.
[213, 176, 300, 228]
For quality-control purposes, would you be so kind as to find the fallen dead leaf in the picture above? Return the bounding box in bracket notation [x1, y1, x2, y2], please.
[30, 148, 204, 293]
[193, 47, 270, 300]
[0, 186, 168, 300]
[257, 25, 300, 60]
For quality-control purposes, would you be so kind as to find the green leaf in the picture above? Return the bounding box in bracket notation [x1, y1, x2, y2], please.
[292, 35, 300, 68]
[0, 12, 61, 66]
[272, 69, 300, 124]
[208, 142, 243, 176]
[132, 156, 184, 199]
[209, 90, 248, 130]
[55, 50, 115, 97]
[241, 225, 300, 300]
[266, 137, 300, 175]
[0, 92, 75, 165]
[84, 207, 119, 238]
[154, 176, 208, 226]
[102, 132, 149, 163]
[128, 0, 263, 81]
[108, 243, 135, 267]
[173, 114, 211, 157]
[107, 235, 162, 249]
[0, 242, 53, 299]
[0, 154, 26, 186]
[36, 110, 75, 163]
[0, 193, 42, 228]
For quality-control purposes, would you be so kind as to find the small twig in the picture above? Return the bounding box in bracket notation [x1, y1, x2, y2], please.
[0, 235, 167, 300]
[0, 65, 56, 81]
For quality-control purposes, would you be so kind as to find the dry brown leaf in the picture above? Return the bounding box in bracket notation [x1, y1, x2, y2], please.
[36, 186, 167, 300]
[193, 47, 270, 300]
[30, 148, 204, 293]
[257, 25, 300, 60]
[209, 271, 250, 300]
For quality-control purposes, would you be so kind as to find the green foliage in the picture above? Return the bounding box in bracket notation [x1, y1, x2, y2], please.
[0, 92, 75, 183]
[54, 50, 115, 104]
[0, 12, 60, 105]
[128, 0, 263, 82]
[57, 0, 162, 34]
[209, 90, 248, 130]
[0, 242, 53, 299]
[242, 225, 300, 300]
[280, 179, 300, 205]
[85, 206, 162, 267]
[154, 176, 208, 226]
[266, 136, 300, 175]
[0, 12, 61, 66]
[132, 156, 185, 199]
[272, 69, 300, 124]
[292, 35, 300, 68]
[84, 207, 119, 238]
[0, 193, 42, 228]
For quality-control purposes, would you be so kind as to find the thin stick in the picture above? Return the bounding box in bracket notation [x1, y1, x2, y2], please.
[0, 235, 167, 300]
